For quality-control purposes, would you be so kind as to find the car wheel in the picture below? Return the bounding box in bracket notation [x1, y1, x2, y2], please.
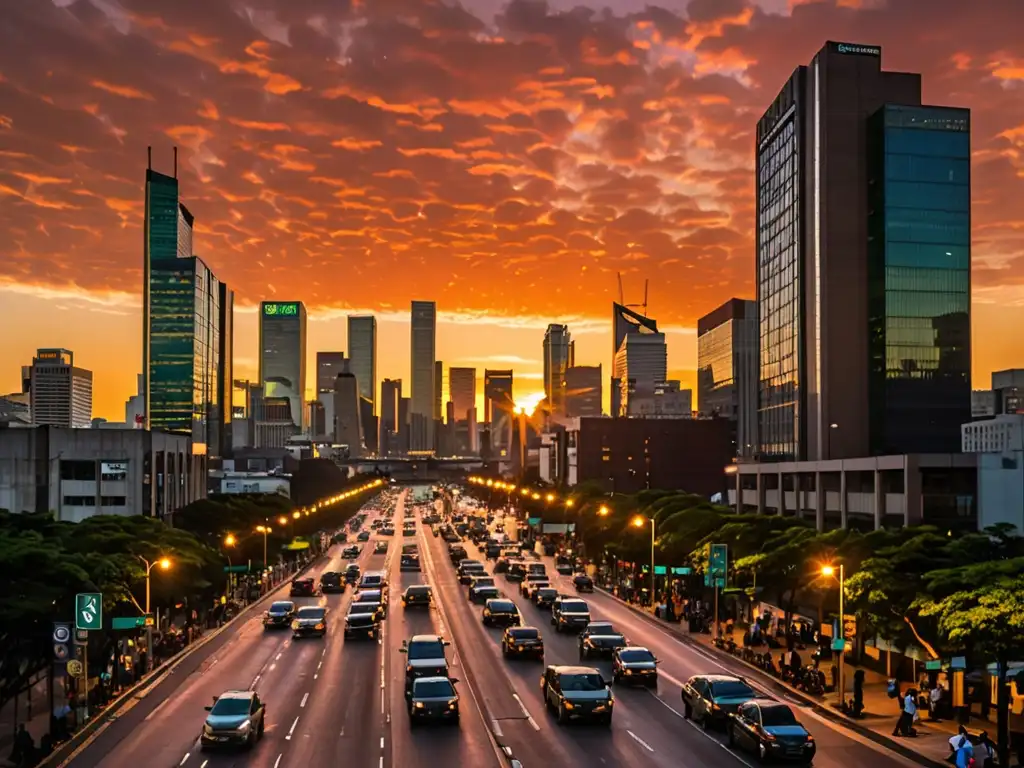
[557, 704, 569, 724]
[601, 714, 612, 728]
[727, 724, 736, 747]
[683, 701, 693, 719]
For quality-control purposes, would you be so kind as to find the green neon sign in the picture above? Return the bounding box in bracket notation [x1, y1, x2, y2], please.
[263, 302, 299, 317]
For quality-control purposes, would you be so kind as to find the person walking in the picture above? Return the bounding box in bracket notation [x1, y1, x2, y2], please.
[976, 731, 995, 768]
[892, 688, 917, 737]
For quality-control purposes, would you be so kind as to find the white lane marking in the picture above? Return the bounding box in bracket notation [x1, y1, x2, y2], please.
[379, 758, 384, 768]
[200, 761, 208, 768]
[286, 716, 299, 740]
[380, 736, 385, 749]
[628, 730, 655, 752]
[269, 663, 276, 671]
[381, 688, 385, 713]
[300, 692, 309, 708]
[511, 693, 540, 731]
[144, 696, 171, 721]
[179, 754, 190, 766]
[491, 719, 503, 737]
[274, 755, 282, 768]
[276, 652, 283, 661]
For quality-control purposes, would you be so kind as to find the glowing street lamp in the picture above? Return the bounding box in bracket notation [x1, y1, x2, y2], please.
[822, 563, 846, 707]
[598, 505, 610, 517]
[138, 555, 171, 671]
[632, 515, 656, 602]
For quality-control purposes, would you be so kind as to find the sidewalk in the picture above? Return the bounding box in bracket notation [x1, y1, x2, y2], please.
[0, 674, 62, 760]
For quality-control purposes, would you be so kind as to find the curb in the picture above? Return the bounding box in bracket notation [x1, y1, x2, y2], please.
[594, 588, 946, 768]
[41, 555, 328, 768]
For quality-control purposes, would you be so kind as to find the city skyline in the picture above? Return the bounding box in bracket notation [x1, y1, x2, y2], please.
[2, 2, 1023, 422]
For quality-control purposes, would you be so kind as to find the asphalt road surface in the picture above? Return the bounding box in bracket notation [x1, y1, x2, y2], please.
[64, 488, 926, 768]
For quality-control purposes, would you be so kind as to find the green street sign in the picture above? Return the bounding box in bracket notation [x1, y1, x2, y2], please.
[709, 544, 728, 576]
[654, 566, 667, 575]
[925, 660, 942, 671]
[223, 565, 250, 573]
[671, 567, 692, 575]
[76, 593, 102, 631]
[111, 615, 153, 630]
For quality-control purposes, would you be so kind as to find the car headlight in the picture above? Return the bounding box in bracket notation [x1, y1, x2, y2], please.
[292, 620, 300, 630]
[563, 700, 574, 710]
[315, 623, 325, 630]
[236, 719, 251, 732]
[448, 699, 458, 710]
[624, 669, 633, 675]
[407, 664, 414, 672]
[483, 609, 490, 616]
[414, 702, 425, 709]
[203, 724, 213, 735]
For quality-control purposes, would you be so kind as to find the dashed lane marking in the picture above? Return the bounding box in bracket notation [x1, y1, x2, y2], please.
[628, 730, 655, 752]
[179, 753, 190, 765]
[300, 692, 309, 708]
[511, 693, 541, 731]
[274, 755, 282, 768]
[286, 716, 299, 740]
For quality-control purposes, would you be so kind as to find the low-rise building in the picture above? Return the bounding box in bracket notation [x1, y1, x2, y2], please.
[213, 470, 291, 497]
[962, 414, 1024, 533]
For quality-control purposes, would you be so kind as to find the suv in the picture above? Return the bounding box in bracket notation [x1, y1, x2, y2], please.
[458, 562, 486, 585]
[482, 598, 520, 627]
[292, 606, 327, 639]
[448, 544, 468, 564]
[408, 676, 460, 725]
[344, 605, 381, 640]
[551, 597, 591, 633]
[402, 585, 433, 608]
[533, 587, 558, 608]
[290, 577, 315, 597]
[344, 564, 361, 585]
[681, 674, 758, 729]
[572, 574, 594, 593]
[359, 570, 388, 595]
[201, 690, 265, 749]
[262, 600, 295, 630]
[502, 626, 544, 659]
[342, 545, 361, 559]
[468, 575, 496, 599]
[320, 571, 345, 594]
[400, 635, 451, 700]
[400, 553, 421, 572]
[352, 590, 386, 619]
[540, 666, 613, 726]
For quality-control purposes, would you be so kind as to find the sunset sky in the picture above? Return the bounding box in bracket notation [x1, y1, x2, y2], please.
[1, 0, 1022, 422]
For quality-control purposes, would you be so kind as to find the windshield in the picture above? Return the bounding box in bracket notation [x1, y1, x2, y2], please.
[761, 706, 799, 726]
[538, 589, 557, 597]
[356, 592, 381, 602]
[361, 576, 382, 586]
[561, 601, 588, 612]
[414, 680, 455, 698]
[210, 697, 251, 716]
[618, 649, 655, 663]
[713, 681, 755, 698]
[473, 577, 495, 585]
[408, 642, 445, 660]
[489, 601, 515, 612]
[588, 624, 614, 634]
[407, 587, 431, 597]
[510, 629, 539, 640]
[269, 602, 293, 613]
[561, 674, 605, 692]
[297, 608, 325, 619]
[322, 573, 340, 582]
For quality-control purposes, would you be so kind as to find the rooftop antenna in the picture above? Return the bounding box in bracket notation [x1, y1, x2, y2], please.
[617, 272, 650, 317]
[173, 146, 178, 178]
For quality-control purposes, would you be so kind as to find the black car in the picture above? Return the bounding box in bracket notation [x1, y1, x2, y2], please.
[352, 590, 386, 619]
[612, 646, 659, 686]
[728, 700, 815, 764]
[458, 563, 486, 585]
[343, 545, 361, 559]
[402, 585, 433, 608]
[578, 622, 618, 653]
[400, 554, 421, 572]
[494, 558, 511, 574]
[292, 606, 327, 639]
[533, 587, 558, 608]
[681, 674, 758, 728]
[507, 562, 527, 582]
[482, 598, 520, 627]
[470, 585, 500, 604]
[262, 600, 296, 630]
[357, 530, 371, 541]
[448, 545, 468, 564]
[401, 635, 451, 699]
[344, 564, 361, 585]
[502, 626, 544, 659]
[408, 676, 460, 726]
[540, 666, 613, 726]
[290, 578, 316, 597]
[468, 575, 497, 599]
[381, 526, 395, 536]
[485, 544, 501, 559]
[573, 575, 594, 593]
[551, 597, 591, 633]
[344, 607, 381, 640]
[579, 631, 626, 659]
[520, 574, 548, 597]
[374, 540, 389, 554]
[320, 571, 345, 594]
[201, 690, 265, 749]
[403, 526, 416, 537]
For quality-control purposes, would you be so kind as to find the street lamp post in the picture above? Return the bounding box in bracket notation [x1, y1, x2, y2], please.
[632, 516, 656, 607]
[256, 525, 272, 577]
[823, 564, 846, 707]
[138, 555, 170, 671]
[223, 534, 236, 598]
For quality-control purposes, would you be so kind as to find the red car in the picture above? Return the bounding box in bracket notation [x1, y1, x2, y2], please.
[290, 577, 316, 597]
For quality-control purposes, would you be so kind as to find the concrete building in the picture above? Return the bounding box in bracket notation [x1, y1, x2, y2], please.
[0, 394, 31, 427]
[449, 368, 476, 423]
[698, 299, 757, 456]
[315, 352, 346, 438]
[360, 395, 378, 454]
[259, 301, 307, 431]
[379, 379, 402, 456]
[484, 369, 513, 459]
[755, 41, 970, 461]
[628, 381, 693, 418]
[962, 415, 1024, 533]
[347, 316, 377, 412]
[125, 374, 144, 428]
[27, 349, 93, 428]
[410, 301, 436, 450]
[332, 372, 363, 457]
[564, 365, 602, 418]
[434, 360, 444, 423]
[0, 426, 203, 522]
[543, 324, 572, 416]
[613, 332, 667, 417]
[214, 471, 290, 497]
[611, 303, 659, 417]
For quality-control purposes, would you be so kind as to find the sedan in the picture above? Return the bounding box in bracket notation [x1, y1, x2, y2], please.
[357, 531, 371, 542]
[400, 554, 421, 571]
[402, 585, 433, 608]
[262, 601, 295, 630]
[579, 631, 626, 659]
[292, 606, 327, 639]
[482, 599, 520, 627]
[289, 578, 316, 598]
[409, 676, 460, 726]
[502, 626, 544, 660]
[470, 585, 500, 605]
[682, 675, 758, 729]
[728, 700, 815, 764]
[374, 540, 389, 554]
[612, 647, 659, 686]
[532, 587, 558, 608]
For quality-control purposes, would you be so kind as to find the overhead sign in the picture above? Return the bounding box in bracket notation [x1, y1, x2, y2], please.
[835, 42, 880, 56]
[671, 567, 692, 575]
[75, 593, 102, 631]
[263, 302, 299, 317]
[111, 615, 154, 630]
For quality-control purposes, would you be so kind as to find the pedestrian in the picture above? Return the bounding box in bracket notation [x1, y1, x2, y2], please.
[928, 682, 943, 720]
[950, 726, 974, 768]
[10, 723, 35, 765]
[976, 731, 995, 768]
[892, 688, 917, 737]
[852, 669, 865, 717]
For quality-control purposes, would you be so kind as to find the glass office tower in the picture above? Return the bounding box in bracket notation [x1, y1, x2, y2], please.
[259, 302, 307, 430]
[347, 315, 377, 412]
[867, 104, 971, 453]
[410, 301, 436, 451]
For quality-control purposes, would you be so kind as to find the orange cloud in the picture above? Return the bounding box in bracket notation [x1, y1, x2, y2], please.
[91, 80, 154, 100]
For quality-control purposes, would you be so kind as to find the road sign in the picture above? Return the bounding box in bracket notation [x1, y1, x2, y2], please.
[66, 660, 84, 677]
[223, 565, 249, 573]
[75, 593, 102, 631]
[53, 623, 71, 644]
[53, 643, 69, 661]
[74, 629, 88, 646]
[111, 616, 153, 630]
[671, 567, 692, 575]
[654, 566, 667, 575]
[709, 544, 728, 575]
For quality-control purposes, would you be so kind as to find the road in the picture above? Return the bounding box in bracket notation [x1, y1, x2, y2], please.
[63, 487, 925, 768]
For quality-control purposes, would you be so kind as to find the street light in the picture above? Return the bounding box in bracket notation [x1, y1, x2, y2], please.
[632, 515, 656, 605]
[545, 493, 555, 503]
[598, 505, 610, 517]
[822, 563, 846, 707]
[138, 555, 171, 671]
[255, 525, 272, 569]
[223, 534, 237, 598]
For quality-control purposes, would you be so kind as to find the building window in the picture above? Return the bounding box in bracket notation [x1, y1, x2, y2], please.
[101, 496, 127, 506]
[63, 496, 96, 506]
[60, 460, 96, 481]
[101, 462, 128, 482]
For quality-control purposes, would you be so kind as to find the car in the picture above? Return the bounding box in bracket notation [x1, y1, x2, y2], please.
[342, 545, 361, 559]
[468, 575, 496, 598]
[400, 554, 421, 571]
[494, 558, 511, 574]
[344, 605, 381, 640]
[400, 635, 451, 700]
[728, 700, 816, 764]
[482, 598, 520, 627]
[527, 563, 547, 576]
[262, 600, 296, 630]
[520, 574, 548, 597]
[551, 597, 591, 633]
[470, 585, 500, 604]
[374, 540, 389, 554]
[357, 530, 371, 542]
[523, 580, 551, 601]
[352, 589, 386, 619]
[381, 526, 395, 536]
[532, 587, 558, 608]
[448, 544, 468, 564]
[579, 630, 626, 659]
[485, 543, 501, 559]
[359, 570, 388, 594]
[292, 606, 327, 639]
[540, 666, 613, 726]
[320, 571, 345, 594]
[344, 564, 361, 585]
[290, 578, 316, 597]
[681, 674, 758, 729]
[402, 585, 433, 608]
[502, 626, 544, 659]
[611, 646, 660, 686]
[402, 543, 419, 555]
[201, 690, 265, 749]
[573, 574, 594, 593]
[408, 676, 460, 725]
[403, 526, 416, 537]
[442, 530, 461, 543]
[507, 562, 528, 582]
[578, 621, 617, 650]
[458, 563, 486, 585]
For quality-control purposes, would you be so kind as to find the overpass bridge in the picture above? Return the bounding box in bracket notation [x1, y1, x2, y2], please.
[337, 456, 484, 480]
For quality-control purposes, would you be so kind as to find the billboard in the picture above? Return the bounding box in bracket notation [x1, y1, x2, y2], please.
[263, 302, 300, 317]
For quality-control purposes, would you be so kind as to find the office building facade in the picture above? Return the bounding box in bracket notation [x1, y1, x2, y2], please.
[611, 303, 660, 417]
[543, 324, 572, 416]
[962, 415, 1024, 533]
[27, 349, 93, 429]
[484, 369, 513, 458]
[347, 315, 377, 412]
[259, 301, 307, 431]
[434, 360, 444, 422]
[315, 352, 347, 438]
[410, 301, 436, 450]
[565, 365, 602, 418]
[613, 332, 667, 416]
[379, 379, 402, 456]
[755, 40, 970, 461]
[698, 298, 757, 456]
[449, 368, 476, 423]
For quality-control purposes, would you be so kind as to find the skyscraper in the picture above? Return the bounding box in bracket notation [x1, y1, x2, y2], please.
[449, 368, 476, 422]
[698, 299, 757, 457]
[259, 301, 307, 431]
[28, 349, 92, 428]
[611, 303, 659, 417]
[755, 40, 970, 460]
[484, 369, 513, 458]
[217, 282, 234, 456]
[434, 360, 443, 421]
[379, 378, 402, 456]
[613, 333, 667, 416]
[332, 373, 362, 457]
[410, 301, 436, 450]
[347, 315, 377, 413]
[565, 365, 602, 418]
[543, 324, 572, 416]
[315, 352, 346, 438]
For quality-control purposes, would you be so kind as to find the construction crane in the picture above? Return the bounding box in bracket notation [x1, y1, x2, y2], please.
[617, 271, 649, 317]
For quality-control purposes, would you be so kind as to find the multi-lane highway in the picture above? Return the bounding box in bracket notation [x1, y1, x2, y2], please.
[63, 486, 925, 768]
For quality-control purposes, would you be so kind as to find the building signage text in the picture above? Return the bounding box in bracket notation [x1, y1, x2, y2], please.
[836, 43, 881, 56]
[263, 303, 299, 317]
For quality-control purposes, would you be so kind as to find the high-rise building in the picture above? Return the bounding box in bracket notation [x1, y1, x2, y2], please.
[698, 299, 757, 457]
[410, 301, 436, 450]
[565, 365, 602, 418]
[28, 349, 92, 428]
[484, 369, 513, 458]
[315, 352, 346, 438]
[755, 41, 970, 460]
[434, 360, 444, 423]
[359, 395, 377, 454]
[379, 379, 402, 456]
[347, 316, 377, 413]
[332, 373, 363, 457]
[543, 324, 572, 416]
[217, 282, 234, 456]
[398, 396, 411, 454]
[259, 301, 307, 431]
[613, 332, 667, 417]
[611, 303, 659, 417]
[449, 368, 476, 422]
